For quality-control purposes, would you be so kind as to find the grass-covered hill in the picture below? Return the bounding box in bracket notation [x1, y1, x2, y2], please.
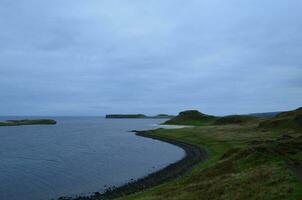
[259, 107, 302, 130]
[164, 110, 261, 126]
[249, 111, 280, 118]
[119, 107, 302, 200]
[214, 115, 260, 125]
[163, 108, 302, 128]
[163, 110, 217, 126]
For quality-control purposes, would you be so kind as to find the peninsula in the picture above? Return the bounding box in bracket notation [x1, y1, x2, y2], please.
[0, 119, 57, 126]
[106, 114, 174, 119]
[66, 107, 302, 200]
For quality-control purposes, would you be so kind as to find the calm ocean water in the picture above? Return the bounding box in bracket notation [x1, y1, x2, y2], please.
[0, 117, 184, 200]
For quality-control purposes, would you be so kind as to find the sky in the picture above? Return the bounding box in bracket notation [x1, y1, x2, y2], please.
[0, 0, 301, 116]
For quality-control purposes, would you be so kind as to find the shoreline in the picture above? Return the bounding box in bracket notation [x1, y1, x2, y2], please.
[0, 119, 57, 126]
[62, 130, 208, 200]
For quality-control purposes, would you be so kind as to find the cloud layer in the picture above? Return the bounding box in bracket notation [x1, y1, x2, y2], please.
[1, 0, 301, 116]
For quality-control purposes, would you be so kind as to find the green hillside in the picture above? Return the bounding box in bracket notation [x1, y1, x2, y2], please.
[214, 115, 261, 125]
[118, 107, 302, 200]
[259, 107, 302, 130]
[163, 110, 217, 126]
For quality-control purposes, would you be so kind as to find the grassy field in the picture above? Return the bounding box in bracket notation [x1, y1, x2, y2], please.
[119, 119, 302, 199]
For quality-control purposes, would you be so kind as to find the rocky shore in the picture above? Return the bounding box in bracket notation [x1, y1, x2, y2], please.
[59, 130, 207, 200]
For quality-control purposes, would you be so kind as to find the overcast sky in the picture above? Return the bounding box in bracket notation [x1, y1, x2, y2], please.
[0, 0, 301, 116]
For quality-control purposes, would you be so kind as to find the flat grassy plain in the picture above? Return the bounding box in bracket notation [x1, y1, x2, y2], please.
[119, 123, 302, 200]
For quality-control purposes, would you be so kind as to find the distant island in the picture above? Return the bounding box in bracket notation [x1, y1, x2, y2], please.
[0, 119, 57, 126]
[106, 114, 174, 119]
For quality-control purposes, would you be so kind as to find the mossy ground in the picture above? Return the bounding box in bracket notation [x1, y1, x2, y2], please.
[119, 124, 302, 200]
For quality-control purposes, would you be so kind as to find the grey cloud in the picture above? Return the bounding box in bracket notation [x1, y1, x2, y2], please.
[0, 0, 301, 116]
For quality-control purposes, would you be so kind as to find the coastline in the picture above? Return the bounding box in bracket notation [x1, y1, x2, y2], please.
[61, 129, 208, 200]
[0, 119, 57, 126]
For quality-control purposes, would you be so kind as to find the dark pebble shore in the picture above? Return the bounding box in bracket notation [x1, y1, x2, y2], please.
[58, 130, 208, 200]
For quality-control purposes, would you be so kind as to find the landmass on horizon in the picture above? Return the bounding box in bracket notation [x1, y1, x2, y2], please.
[0, 119, 57, 126]
[105, 114, 174, 119]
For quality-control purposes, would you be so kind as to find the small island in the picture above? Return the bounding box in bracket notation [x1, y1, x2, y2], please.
[106, 114, 174, 119]
[0, 119, 57, 126]
[106, 114, 147, 118]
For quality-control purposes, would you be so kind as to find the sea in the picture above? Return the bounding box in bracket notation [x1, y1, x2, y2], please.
[0, 117, 184, 200]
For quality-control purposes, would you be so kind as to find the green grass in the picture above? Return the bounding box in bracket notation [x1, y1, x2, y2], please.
[214, 115, 261, 125]
[259, 107, 302, 130]
[163, 110, 263, 126]
[119, 124, 302, 200]
[164, 110, 218, 126]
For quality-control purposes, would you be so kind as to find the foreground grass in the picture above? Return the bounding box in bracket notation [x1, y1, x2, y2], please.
[119, 124, 302, 200]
